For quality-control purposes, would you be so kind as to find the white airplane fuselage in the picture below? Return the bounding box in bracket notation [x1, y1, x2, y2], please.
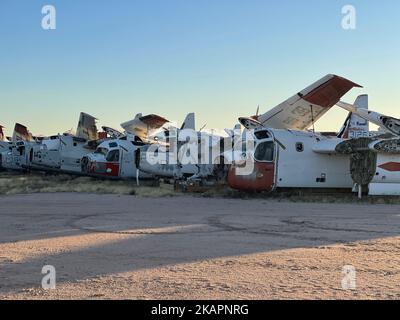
[228, 129, 353, 192]
[1, 140, 37, 171]
[81, 139, 153, 179]
[29, 135, 92, 173]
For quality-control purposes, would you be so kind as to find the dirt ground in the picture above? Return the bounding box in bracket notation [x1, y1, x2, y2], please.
[0, 192, 399, 300]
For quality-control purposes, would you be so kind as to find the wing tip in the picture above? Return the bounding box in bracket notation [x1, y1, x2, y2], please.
[329, 74, 363, 88]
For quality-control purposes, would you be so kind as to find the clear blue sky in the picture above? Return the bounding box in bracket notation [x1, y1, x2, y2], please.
[1, 0, 399, 135]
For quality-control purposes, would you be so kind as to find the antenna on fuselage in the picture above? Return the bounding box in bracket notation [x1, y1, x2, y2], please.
[310, 104, 315, 133]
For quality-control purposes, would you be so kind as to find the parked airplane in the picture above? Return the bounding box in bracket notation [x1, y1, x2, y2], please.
[1, 113, 103, 173]
[135, 113, 229, 184]
[79, 113, 170, 179]
[227, 74, 364, 192]
[0, 122, 38, 170]
[83, 113, 205, 180]
[81, 138, 154, 180]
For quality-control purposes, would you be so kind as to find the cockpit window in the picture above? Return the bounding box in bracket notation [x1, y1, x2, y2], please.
[254, 141, 274, 162]
[106, 149, 120, 162]
[94, 147, 108, 156]
[254, 130, 270, 140]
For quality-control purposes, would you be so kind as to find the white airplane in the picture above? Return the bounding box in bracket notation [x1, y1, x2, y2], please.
[27, 112, 108, 174]
[0, 123, 39, 170]
[80, 138, 154, 180]
[134, 74, 364, 188]
[83, 113, 212, 181]
[227, 74, 366, 193]
[79, 113, 171, 179]
[135, 113, 230, 184]
[1, 113, 104, 173]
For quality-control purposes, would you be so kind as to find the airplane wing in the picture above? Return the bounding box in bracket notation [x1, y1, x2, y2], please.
[121, 114, 169, 141]
[101, 126, 124, 139]
[239, 74, 362, 130]
[337, 101, 400, 137]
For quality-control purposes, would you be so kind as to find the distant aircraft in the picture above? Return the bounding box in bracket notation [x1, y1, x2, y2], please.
[135, 113, 229, 184]
[83, 113, 210, 181]
[1, 113, 103, 173]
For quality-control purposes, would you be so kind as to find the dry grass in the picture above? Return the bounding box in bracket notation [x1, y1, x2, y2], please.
[1, 171, 400, 204]
[0, 171, 177, 197]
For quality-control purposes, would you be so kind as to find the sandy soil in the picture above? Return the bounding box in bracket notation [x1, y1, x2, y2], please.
[0, 193, 399, 300]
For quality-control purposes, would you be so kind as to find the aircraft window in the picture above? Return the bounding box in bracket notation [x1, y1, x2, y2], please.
[18, 146, 25, 156]
[106, 149, 120, 162]
[254, 141, 274, 162]
[94, 147, 108, 156]
[73, 137, 86, 143]
[296, 142, 304, 152]
[131, 141, 146, 146]
[254, 130, 270, 140]
[109, 142, 118, 148]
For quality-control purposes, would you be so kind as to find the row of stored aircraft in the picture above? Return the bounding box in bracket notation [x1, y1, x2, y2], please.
[2, 74, 400, 196]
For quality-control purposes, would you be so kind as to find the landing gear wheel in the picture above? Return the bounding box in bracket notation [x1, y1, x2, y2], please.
[81, 157, 89, 173]
[213, 157, 229, 183]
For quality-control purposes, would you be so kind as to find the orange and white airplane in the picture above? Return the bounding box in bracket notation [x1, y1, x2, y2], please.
[227, 74, 367, 193]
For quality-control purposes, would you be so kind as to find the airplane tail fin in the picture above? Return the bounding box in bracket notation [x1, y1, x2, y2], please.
[12, 123, 34, 142]
[0, 125, 4, 141]
[180, 113, 196, 130]
[337, 94, 369, 139]
[76, 112, 98, 141]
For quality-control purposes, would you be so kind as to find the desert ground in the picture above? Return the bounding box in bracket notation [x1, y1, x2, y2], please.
[0, 185, 399, 299]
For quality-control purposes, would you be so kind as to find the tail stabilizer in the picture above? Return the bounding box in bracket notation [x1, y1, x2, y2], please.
[180, 113, 196, 130]
[12, 123, 34, 142]
[338, 95, 369, 139]
[76, 112, 98, 140]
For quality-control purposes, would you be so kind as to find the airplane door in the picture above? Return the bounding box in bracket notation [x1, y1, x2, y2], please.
[227, 140, 276, 192]
[120, 148, 134, 177]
